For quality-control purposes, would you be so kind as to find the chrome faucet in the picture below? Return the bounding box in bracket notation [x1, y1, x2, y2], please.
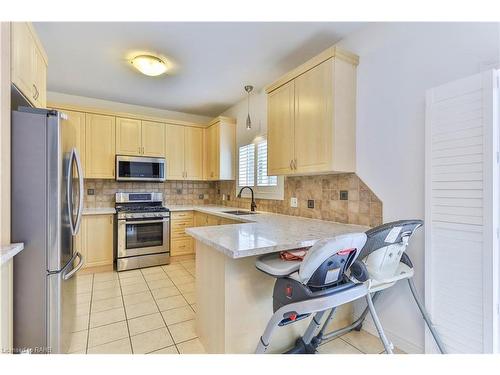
[237, 186, 257, 212]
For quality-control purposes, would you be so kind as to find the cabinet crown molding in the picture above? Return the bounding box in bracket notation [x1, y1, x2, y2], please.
[265, 45, 359, 94]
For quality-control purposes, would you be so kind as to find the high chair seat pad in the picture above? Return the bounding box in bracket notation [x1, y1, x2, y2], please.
[256, 253, 302, 277]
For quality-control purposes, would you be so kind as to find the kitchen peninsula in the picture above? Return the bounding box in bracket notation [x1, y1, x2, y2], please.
[184, 206, 368, 354]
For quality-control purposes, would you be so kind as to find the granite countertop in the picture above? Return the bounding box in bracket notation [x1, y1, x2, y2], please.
[0, 243, 24, 265]
[83, 207, 116, 215]
[183, 205, 369, 259]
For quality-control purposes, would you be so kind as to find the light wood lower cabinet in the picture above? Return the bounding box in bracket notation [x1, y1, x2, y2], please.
[171, 211, 194, 256]
[172, 211, 240, 256]
[0, 259, 13, 353]
[194, 211, 240, 227]
[76, 214, 114, 269]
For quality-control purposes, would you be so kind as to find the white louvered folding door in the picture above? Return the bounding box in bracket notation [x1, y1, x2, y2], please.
[425, 70, 500, 353]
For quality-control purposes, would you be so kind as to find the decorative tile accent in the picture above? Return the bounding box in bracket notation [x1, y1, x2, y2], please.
[215, 173, 382, 227]
[84, 173, 382, 227]
[84, 179, 216, 208]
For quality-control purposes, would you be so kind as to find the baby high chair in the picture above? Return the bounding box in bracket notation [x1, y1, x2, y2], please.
[255, 220, 446, 354]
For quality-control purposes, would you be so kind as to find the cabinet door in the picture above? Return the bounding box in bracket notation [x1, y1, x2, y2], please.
[194, 212, 209, 227]
[142, 121, 165, 157]
[267, 80, 295, 175]
[84, 215, 114, 267]
[32, 44, 47, 108]
[205, 124, 219, 180]
[116, 117, 142, 156]
[59, 110, 86, 174]
[294, 60, 333, 173]
[165, 124, 185, 180]
[11, 23, 35, 103]
[85, 114, 116, 179]
[185, 127, 203, 180]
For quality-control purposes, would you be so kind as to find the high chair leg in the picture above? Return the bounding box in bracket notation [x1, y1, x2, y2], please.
[407, 278, 446, 354]
[366, 293, 393, 354]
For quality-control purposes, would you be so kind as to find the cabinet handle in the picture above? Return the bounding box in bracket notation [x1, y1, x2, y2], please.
[142, 146, 145, 154]
[32, 84, 39, 100]
[138, 146, 141, 154]
[294, 159, 297, 170]
[290, 160, 293, 170]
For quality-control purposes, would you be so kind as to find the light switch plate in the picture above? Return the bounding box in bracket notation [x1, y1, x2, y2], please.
[290, 197, 298, 208]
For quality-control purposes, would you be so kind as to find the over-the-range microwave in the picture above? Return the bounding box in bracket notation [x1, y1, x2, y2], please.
[116, 155, 166, 182]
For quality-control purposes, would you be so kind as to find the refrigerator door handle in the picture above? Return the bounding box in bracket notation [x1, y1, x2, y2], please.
[62, 252, 84, 281]
[73, 149, 84, 235]
[66, 148, 84, 236]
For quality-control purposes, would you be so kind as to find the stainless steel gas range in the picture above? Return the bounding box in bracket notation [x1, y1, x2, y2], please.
[115, 192, 170, 271]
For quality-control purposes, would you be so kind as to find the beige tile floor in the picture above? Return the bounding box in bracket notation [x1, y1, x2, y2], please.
[66, 257, 404, 355]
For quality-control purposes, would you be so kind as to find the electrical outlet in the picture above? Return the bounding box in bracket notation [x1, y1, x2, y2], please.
[340, 190, 348, 200]
[87, 189, 95, 196]
[222, 194, 226, 201]
[227, 194, 231, 201]
[290, 197, 298, 208]
[307, 200, 315, 209]
[203, 193, 208, 200]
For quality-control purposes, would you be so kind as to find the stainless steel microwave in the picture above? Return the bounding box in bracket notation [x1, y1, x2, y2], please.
[116, 155, 166, 182]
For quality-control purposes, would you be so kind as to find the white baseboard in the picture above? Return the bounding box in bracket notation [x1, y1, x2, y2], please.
[361, 319, 424, 354]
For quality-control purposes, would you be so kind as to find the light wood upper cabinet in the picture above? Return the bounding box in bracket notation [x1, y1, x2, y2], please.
[294, 60, 332, 173]
[11, 22, 47, 108]
[85, 114, 116, 179]
[141, 121, 165, 157]
[165, 124, 204, 180]
[203, 117, 236, 181]
[116, 118, 165, 157]
[267, 80, 295, 175]
[77, 215, 114, 269]
[165, 124, 186, 180]
[266, 46, 358, 175]
[116, 117, 142, 156]
[59, 109, 86, 173]
[185, 127, 203, 180]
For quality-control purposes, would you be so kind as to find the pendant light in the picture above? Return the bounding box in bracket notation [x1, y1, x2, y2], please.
[244, 85, 253, 130]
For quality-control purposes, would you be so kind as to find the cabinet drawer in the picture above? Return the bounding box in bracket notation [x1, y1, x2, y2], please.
[171, 238, 193, 256]
[171, 211, 194, 220]
[171, 219, 193, 231]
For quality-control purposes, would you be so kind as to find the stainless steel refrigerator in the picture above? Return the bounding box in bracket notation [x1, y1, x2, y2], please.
[11, 107, 84, 354]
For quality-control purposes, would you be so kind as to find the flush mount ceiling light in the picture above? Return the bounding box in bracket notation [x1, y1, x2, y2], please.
[130, 54, 167, 76]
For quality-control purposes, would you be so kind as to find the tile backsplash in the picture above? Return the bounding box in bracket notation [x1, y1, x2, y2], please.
[84, 179, 216, 208]
[84, 173, 382, 227]
[215, 173, 382, 227]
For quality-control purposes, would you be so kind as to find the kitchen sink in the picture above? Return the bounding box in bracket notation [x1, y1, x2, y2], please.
[222, 210, 258, 215]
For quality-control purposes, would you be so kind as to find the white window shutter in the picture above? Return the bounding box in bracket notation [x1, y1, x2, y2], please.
[425, 70, 500, 353]
[238, 144, 255, 187]
[256, 140, 277, 187]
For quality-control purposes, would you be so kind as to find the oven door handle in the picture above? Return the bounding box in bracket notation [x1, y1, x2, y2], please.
[122, 218, 170, 224]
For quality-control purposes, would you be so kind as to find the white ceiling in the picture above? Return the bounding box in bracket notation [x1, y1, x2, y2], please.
[33, 22, 365, 116]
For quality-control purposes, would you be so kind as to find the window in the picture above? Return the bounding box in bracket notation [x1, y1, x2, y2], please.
[238, 143, 255, 187]
[256, 141, 277, 187]
[237, 138, 283, 200]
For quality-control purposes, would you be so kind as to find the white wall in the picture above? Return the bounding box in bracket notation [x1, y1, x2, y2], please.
[223, 22, 500, 353]
[222, 88, 268, 147]
[340, 22, 499, 353]
[48, 91, 212, 125]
